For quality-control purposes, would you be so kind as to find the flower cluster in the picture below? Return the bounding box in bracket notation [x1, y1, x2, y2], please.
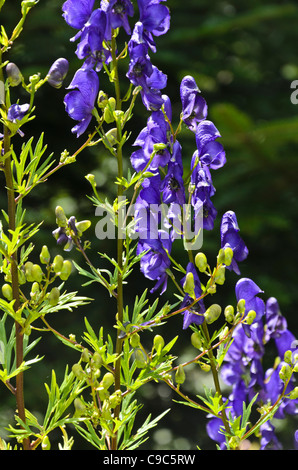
[207, 288, 298, 449]
[62, 0, 170, 136]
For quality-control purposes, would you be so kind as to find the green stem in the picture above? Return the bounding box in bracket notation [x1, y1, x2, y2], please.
[0, 54, 30, 450]
[202, 321, 231, 435]
[110, 31, 124, 451]
[3, 132, 30, 450]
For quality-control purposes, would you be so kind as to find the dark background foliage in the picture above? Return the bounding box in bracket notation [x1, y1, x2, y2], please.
[1, 0, 298, 450]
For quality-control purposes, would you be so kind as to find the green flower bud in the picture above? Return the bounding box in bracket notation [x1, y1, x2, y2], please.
[92, 351, 103, 369]
[217, 248, 225, 265]
[97, 90, 108, 108]
[103, 97, 116, 123]
[6, 62, 23, 87]
[30, 281, 40, 297]
[175, 365, 185, 385]
[74, 397, 86, 416]
[18, 268, 26, 285]
[75, 220, 91, 236]
[72, 363, 85, 380]
[52, 254, 64, 273]
[104, 128, 118, 146]
[24, 261, 34, 282]
[229, 435, 240, 450]
[40, 245, 50, 264]
[237, 299, 246, 315]
[246, 309, 256, 325]
[31, 264, 43, 283]
[55, 206, 67, 228]
[59, 260, 72, 281]
[284, 350, 293, 364]
[101, 402, 112, 420]
[224, 305, 235, 323]
[199, 362, 211, 372]
[183, 272, 195, 299]
[214, 265, 225, 285]
[2, 283, 13, 301]
[153, 334, 165, 352]
[224, 247, 234, 266]
[81, 348, 90, 362]
[85, 173, 95, 185]
[206, 283, 216, 295]
[289, 386, 298, 400]
[130, 332, 140, 348]
[134, 348, 147, 368]
[48, 287, 60, 306]
[204, 304, 222, 324]
[191, 332, 202, 350]
[109, 390, 122, 408]
[41, 435, 51, 451]
[195, 252, 208, 272]
[153, 142, 167, 152]
[101, 372, 114, 390]
[279, 363, 292, 383]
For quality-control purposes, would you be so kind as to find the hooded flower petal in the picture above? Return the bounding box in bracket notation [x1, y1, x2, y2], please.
[220, 210, 248, 274]
[180, 75, 208, 132]
[62, 0, 95, 30]
[64, 68, 99, 136]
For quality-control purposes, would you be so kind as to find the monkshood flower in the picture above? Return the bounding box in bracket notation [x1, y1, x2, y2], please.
[127, 23, 167, 110]
[47, 58, 69, 88]
[130, 96, 172, 171]
[180, 262, 206, 329]
[160, 141, 185, 206]
[180, 75, 208, 132]
[235, 277, 265, 337]
[64, 67, 99, 136]
[195, 120, 226, 170]
[74, 8, 109, 71]
[101, 0, 134, 36]
[190, 157, 217, 231]
[137, 0, 170, 52]
[7, 103, 30, 122]
[220, 211, 248, 275]
[137, 233, 171, 294]
[62, 0, 95, 30]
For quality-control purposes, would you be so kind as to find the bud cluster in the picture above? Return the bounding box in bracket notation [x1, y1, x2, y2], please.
[52, 206, 91, 252]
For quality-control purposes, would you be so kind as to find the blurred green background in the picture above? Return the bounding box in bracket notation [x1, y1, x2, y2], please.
[1, 0, 298, 450]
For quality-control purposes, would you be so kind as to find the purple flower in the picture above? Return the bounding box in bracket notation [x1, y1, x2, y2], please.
[180, 263, 205, 329]
[47, 58, 69, 88]
[101, 0, 134, 35]
[235, 278, 265, 321]
[137, 0, 170, 51]
[160, 141, 185, 205]
[74, 9, 109, 70]
[64, 67, 99, 136]
[127, 23, 167, 110]
[137, 233, 171, 294]
[220, 211, 248, 274]
[7, 103, 30, 122]
[130, 97, 172, 171]
[180, 75, 208, 132]
[195, 120, 226, 170]
[264, 297, 288, 342]
[190, 157, 217, 231]
[235, 277, 265, 337]
[62, 0, 95, 30]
